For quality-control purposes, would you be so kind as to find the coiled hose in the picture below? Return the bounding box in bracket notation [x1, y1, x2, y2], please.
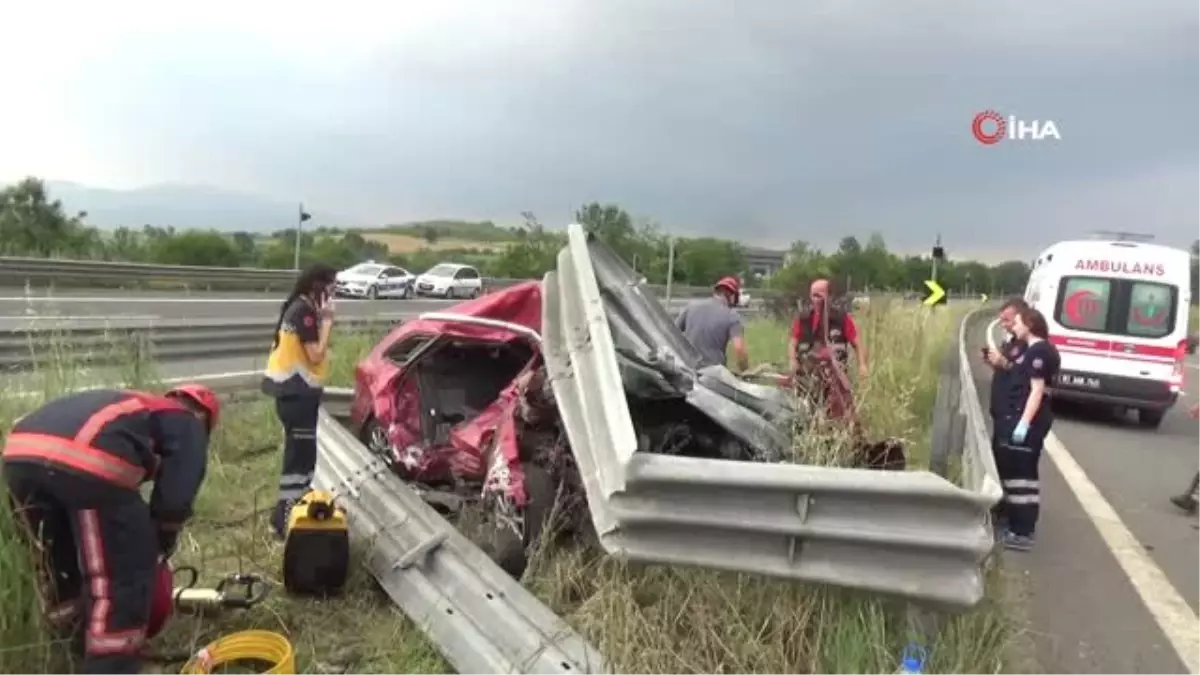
[179, 630, 295, 674]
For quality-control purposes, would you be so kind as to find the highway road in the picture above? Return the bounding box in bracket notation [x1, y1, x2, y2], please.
[969, 312, 1199, 674]
[0, 290, 704, 330]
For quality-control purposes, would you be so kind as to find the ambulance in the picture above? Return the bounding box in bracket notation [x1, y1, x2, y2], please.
[1023, 238, 1193, 429]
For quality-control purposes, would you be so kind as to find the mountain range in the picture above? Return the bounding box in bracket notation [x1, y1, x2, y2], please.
[42, 180, 362, 232]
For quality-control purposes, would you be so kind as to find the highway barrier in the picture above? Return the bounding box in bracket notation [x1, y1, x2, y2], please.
[0, 316, 404, 372]
[313, 407, 608, 675]
[542, 224, 1000, 610]
[0, 255, 758, 299]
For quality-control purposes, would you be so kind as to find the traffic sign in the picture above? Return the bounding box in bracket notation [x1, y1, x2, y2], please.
[923, 280, 947, 306]
[980, 293, 989, 303]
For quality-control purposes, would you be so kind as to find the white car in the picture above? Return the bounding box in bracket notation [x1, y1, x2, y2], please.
[414, 263, 484, 299]
[335, 263, 415, 300]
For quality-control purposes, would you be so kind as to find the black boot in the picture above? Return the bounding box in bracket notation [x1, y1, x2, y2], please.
[1171, 474, 1199, 514]
[1170, 493, 1197, 514]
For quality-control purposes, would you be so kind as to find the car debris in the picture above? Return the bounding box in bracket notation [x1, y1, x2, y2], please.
[348, 234, 912, 580]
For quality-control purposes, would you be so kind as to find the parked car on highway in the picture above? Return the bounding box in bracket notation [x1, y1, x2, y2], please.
[335, 262, 415, 300]
[413, 263, 483, 299]
[348, 232, 904, 579]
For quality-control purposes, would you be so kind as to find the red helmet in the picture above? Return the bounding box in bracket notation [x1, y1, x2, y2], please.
[714, 276, 741, 298]
[166, 383, 221, 432]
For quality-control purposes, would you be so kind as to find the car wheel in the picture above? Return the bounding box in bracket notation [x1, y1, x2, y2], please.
[359, 417, 391, 458]
[485, 463, 557, 579]
[1138, 408, 1166, 429]
[470, 287, 481, 299]
[367, 285, 378, 301]
[402, 284, 413, 300]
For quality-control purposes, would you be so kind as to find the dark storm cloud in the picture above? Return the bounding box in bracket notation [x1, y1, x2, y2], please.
[56, 0, 1200, 257]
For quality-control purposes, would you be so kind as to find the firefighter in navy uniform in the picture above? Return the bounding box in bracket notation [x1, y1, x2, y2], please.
[2, 384, 220, 674]
[993, 307, 1060, 551]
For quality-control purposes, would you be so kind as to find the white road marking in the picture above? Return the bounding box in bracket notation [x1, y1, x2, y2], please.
[986, 319, 1200, 674]
[0, 296, 458, 304]
[0, 315, 162, 321]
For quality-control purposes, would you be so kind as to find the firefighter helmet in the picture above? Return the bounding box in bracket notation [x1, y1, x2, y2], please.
[166, 383, 221, 432]
[714, 276, 741, 299]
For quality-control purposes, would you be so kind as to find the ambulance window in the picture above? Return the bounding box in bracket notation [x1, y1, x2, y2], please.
[1125, 282, 1176, 338]
[1056, 277, 1111, 332]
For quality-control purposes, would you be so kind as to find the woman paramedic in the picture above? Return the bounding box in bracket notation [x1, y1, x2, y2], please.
[994, 306, 1061, 551]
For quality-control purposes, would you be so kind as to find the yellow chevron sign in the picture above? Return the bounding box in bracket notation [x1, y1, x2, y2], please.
[923, 280, 947, 306]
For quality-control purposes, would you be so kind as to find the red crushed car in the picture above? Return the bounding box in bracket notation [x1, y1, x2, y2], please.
[349, 241, 903, 577]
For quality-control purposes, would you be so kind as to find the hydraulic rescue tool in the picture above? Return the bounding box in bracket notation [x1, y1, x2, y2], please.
[148, 562, 273, 637]
[282, 488, 350, 596]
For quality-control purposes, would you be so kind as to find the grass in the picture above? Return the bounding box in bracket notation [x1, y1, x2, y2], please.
[0, 300, 1020, 674]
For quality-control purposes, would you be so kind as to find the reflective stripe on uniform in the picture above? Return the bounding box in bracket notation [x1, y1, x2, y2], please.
[3, 433, 145, 490]
[279, 472, 314, 487]
[1006, 493, 1040, 505]
[75, 397, 150, 445]
[78, 510, 146, 655]
[1003, 479, 1039, 490]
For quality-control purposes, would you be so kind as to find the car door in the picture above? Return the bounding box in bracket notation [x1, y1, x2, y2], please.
[380, 267, 403, 297]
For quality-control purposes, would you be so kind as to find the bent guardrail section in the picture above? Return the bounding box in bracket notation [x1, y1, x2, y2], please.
[312, 409, 608, 675]
[543, 223, 999, 610]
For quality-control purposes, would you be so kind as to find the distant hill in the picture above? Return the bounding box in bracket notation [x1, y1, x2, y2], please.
[41, 180, 359, 232]
[370, 220, 518, 243]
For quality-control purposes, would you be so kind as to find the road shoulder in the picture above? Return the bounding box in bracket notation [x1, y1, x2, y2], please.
[967, 313, 1189, 674]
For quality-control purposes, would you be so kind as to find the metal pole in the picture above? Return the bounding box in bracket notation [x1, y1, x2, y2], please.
[293, 203, 304, 271]
[931, 233, 941, 284]
[664, 237, 676, 304]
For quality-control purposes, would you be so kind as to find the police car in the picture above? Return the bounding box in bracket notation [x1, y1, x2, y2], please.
[1023, 238, 1193, 429]
[335, 262, 415, 300]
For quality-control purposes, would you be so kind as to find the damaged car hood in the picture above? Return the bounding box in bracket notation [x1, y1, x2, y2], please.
[582, 235, 797, 459]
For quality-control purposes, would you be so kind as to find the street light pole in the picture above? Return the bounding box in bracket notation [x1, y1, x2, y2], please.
[294, 203, 311, 271]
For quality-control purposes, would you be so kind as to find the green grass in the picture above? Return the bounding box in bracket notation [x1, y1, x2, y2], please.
[0, 302, 1019, 674]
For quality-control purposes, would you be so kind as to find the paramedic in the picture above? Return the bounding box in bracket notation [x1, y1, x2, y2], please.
[675, 275, 750, 371]
[2, 385, 220, 673]
[994, 307, 1060, 551]
[263, 263, 339, 538]
[788, 278, 868, 379]
[1170, 404, 1200, 514]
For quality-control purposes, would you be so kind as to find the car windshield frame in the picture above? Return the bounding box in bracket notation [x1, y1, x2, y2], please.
[424, 264, 459, 278]
[347, 264, 384, 277]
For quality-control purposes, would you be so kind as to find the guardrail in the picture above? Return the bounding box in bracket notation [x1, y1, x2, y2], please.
[950, 306, 1004, 500]
[0, 255, 994, 302]
[542, 224, 1000, 610]
[0, 316, 404, 373]
[312, 407, 607, 674]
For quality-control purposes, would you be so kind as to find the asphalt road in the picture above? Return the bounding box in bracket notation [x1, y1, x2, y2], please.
[969, 313, 1199, 674]
[0, 290, 704, 330]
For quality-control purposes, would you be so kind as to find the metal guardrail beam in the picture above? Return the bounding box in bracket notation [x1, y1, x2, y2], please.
[543, 224, 1000, 610]
[312, 408, 608, 675]
[0, 316, 404, 372]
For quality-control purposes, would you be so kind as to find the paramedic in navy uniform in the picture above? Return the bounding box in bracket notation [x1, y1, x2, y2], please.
[982, 298, 1029, 527]
[993, 307, 1060, 551]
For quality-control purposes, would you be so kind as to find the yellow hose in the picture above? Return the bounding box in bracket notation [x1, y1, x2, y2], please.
[180, 630, 295, 674]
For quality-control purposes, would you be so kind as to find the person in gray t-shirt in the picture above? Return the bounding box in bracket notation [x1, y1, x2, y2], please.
[675, 276, 750, 371]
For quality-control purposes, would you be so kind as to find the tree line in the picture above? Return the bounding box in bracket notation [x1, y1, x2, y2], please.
[0, 175, 1068, 295]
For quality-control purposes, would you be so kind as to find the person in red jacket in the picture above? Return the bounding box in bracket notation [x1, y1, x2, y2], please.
[2, 384, 220, 674]
[788, 278, 869, 379]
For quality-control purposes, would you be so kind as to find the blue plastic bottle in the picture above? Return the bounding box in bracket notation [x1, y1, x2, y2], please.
[897, 642, 925, 674]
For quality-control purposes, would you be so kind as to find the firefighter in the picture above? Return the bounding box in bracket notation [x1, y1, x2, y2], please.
[788, 278, 869, 380]
[675, 275, 750, 371]
[263, 263, 338, 538]
[2, 384, 219, 674]
[993, 307, 1060, 551]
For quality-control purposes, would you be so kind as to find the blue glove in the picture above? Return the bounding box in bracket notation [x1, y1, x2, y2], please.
[1011, 421, 1029, 444]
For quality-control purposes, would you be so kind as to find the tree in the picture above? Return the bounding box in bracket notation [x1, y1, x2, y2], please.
[576, 202, 638, 262]
[0, 177, 95, 257]
[147, 230, 241, 267]
[423, 226, 440, 246]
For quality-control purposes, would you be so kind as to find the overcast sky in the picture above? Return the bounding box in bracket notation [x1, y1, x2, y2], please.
[1, 0, 1196, 261]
